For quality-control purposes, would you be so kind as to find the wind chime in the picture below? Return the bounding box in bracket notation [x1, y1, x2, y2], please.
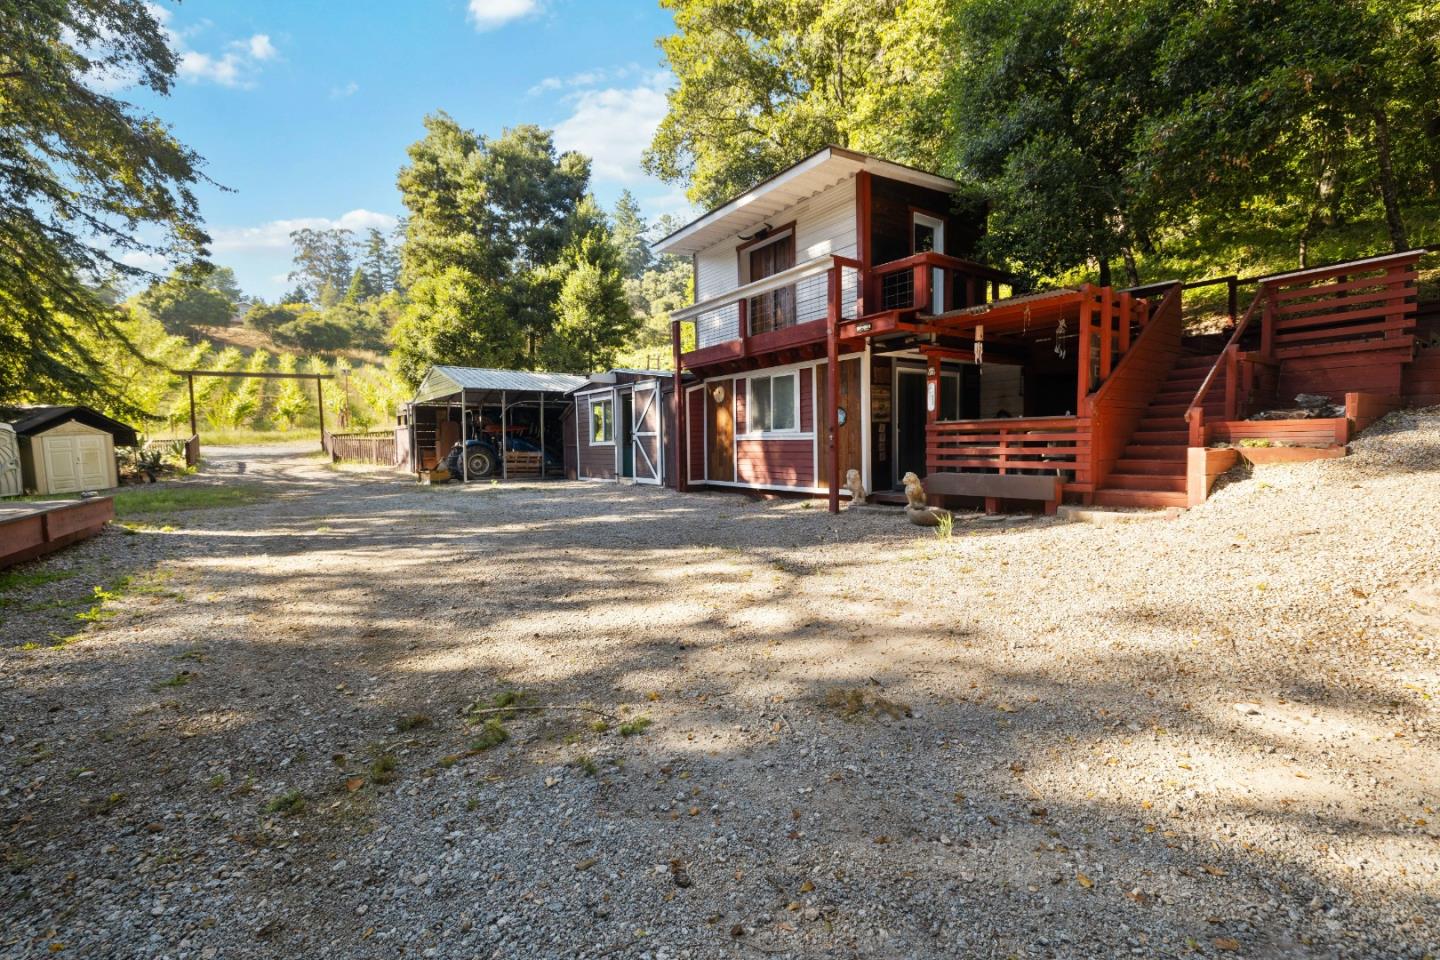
[1054, 315, 1068, 359]
[974, 324, 984, 370]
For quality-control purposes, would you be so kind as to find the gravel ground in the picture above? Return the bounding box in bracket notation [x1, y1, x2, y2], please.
[1, 422, 1438, 960]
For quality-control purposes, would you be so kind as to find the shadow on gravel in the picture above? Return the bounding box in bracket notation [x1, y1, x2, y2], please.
[0, 455, 1434, 958]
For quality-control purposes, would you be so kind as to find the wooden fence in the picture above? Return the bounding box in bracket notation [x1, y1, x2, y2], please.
[927, 416, 1094, 493]
[327, 431, 397, 465]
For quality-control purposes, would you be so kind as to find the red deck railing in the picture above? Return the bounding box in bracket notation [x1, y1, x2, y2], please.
[927, 416, 1094, 493]
[867, 252, 1010, 315]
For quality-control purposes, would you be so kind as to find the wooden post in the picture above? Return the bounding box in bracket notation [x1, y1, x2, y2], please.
[855, 170, 872, 315]
[540, 393, 546, 478]
[737, 298, 748, 352]
[1227, 277, 1238, 326]
[915, 264, 930, 314]
[1099, 291, 1114, 380]
[316, 376, 325, 448]
[187, 374, 197, 439]
[1118, 291, 1133, 354]
[672, 320, 688, 493]
[501, 390, 508, 481]
[826, 265, 841, 514]
[1076, 286, 1093, 412]
[1261, 285, 1276, 361]
[460, 389, 469, 483]
[1223, 346, 1239, 421]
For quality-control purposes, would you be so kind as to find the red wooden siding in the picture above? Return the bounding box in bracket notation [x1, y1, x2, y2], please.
[735, 379, 747, 434]
[687, 389, 705, 481]
[736, 438, 815, 487]
[1404, 347, 1440, 407]
[798, 367, 814, 431]
[575, 395, 616, 480]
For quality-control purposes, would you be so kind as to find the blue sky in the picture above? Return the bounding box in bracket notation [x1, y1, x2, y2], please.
[122, 0, 686, 299]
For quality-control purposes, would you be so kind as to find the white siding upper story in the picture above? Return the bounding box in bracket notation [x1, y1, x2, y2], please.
[691, 177, 860, 349]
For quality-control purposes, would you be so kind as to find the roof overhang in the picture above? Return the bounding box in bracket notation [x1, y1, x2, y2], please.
[653, 146, 959, 258]
[411, 365, 588, 405]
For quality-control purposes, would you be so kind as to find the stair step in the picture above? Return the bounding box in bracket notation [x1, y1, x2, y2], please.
[1145, 402, 1193, 417]
[1114, 458, 1188, 476]
[1092, 488, 1190, 508]
[1103, 473, 1187, 492]
[1124, 445, 1188, 460]
[1174, 355, 1223, 368]
[1130, 430, 1189, 444]
[1138, 418, 1189, 431]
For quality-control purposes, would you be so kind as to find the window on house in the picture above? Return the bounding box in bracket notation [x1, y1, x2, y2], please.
[590, 397, 613, 444]
[745, 232, 796, 335]
[747, 372, 798, 433]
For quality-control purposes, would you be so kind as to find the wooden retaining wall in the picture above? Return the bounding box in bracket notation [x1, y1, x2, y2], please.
[0, 497, 114, 570]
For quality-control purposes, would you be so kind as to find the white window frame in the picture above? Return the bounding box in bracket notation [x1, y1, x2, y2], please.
[743, 370, 801, 437]
[588, 394, 615, 446]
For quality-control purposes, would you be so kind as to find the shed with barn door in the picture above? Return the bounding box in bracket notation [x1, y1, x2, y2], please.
[1, 406, 138, 495]
[568, 370, 680, 486]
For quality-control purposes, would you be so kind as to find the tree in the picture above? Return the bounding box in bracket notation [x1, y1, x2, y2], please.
[611, 190, 652, 278]
[134, 272, 235, 338]
[272, 311, 352, 352]
[1, 0, 210, 410]
[540, 197, 639, 372]
[359, 227, 401, 298]
[645, 0, 913, 208]
[287, 228, 356, 302]
[392, 115, 591, 382]
[244, 302, 296, 333]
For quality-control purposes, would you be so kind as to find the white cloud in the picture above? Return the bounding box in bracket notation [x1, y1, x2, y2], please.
[526, 63, 640, 98]
[330, 81, 360, 99]
[553, 72, 671, 183]
[209, 210, 398, 255]
[468, 0, 540, 30]
[176, 33, 279, 88]
[118, 250, 170, 273]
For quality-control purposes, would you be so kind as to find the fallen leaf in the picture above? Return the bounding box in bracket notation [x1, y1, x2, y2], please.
[1076, 873, 1094, 889]
[575, 857, 598, 872]
[873, 835, 891, 845]
[1202, 864, 1228, 877]
[344, 777, 364, 792]
[1213, 937, 1241, 951]
[799, 879, 815, 893]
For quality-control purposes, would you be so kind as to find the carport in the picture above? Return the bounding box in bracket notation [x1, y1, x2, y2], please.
[405, 365, 587, 481]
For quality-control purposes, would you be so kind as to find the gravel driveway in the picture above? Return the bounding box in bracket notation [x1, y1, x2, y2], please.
[2, 420, 1438, 960]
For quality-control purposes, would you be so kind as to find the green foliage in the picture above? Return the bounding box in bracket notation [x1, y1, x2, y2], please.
[134, 274, 234, 338]
[288, 228, 356, 303]
[0, 0, 209, 412]
[243, 302, 295, 334]
[393, 117, 643, 383]
[612, 189, 653, 278]
[618, 716, 652, 737]
[470, 719, 509, 751]
[273, 311, 352, 352]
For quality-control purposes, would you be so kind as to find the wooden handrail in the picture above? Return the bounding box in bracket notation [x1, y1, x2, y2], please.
[672, 255, 836, 321]
[870, 251, 1010, 280]
[931, 414, 1084, 431]
[1184, 286, 1265, 445]
[1084, 284, 1173, 412]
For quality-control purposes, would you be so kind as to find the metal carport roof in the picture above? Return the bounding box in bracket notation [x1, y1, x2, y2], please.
[411, 365, 588, 404]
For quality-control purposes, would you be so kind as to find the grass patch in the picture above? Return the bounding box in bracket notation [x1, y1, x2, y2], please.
[822, 687, 912, 722]
[469, 718, 509, 751]
[112, 484, 272, 518]
[0, 569, 75, 594]
[262, 789, 306, 816]
[395, 713, 432, 733]
[573, 755, 599, 777]
[618, 716, 652, 737]
[151, 670, 193, 691]
[370, 754, 398, 785]
[84, 792, 126, 817]
[463, 689, 526, 724]
[589, 719, 611, 734]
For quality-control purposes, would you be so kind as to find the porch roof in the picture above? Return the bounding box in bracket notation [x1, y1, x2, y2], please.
[927, 288, 1086, 337]
[411, 365, 587, 405]
[653, 146, 959, 257]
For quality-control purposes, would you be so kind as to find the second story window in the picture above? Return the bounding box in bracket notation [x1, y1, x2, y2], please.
[742, 230, 796, 335]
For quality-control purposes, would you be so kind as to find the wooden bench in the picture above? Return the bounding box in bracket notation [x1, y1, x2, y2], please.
[924, 472, 1063, 515]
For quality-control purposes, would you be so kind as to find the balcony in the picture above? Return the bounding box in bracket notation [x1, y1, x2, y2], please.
[674, 256, 862, 368]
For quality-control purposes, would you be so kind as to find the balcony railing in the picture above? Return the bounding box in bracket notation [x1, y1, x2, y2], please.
[674, 256, 861, 357]
[869, 252, 1010, 315]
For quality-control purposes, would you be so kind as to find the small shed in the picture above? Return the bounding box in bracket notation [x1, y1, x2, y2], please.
[405, 366, 587, 478]
[2, 406, 138, 495]
[569, 370, 680, 486]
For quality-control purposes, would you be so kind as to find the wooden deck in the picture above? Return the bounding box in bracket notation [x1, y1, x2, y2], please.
[0, 497, 115, 569]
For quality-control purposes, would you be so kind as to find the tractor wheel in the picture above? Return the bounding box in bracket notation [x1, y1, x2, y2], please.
[465, 448, 496, 479]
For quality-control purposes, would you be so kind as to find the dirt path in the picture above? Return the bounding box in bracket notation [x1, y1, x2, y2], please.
[1, 429, 1438, 959]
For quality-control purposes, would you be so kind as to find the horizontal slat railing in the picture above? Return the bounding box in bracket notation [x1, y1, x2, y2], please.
[675, 257, 861, 361]
[927, 416, 1093, 491]
[328, 431, 397, 465]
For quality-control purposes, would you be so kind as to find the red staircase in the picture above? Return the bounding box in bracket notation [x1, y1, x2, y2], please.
[1093, 352, 1223, 507]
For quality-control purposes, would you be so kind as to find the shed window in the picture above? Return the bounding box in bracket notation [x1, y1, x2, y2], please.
[747, 373, 798, 433]
[590, 397, 614, 444]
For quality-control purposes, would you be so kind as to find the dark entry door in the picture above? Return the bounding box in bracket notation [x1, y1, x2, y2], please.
[619, 392, 634, 478]
[895, 370, 927, 484]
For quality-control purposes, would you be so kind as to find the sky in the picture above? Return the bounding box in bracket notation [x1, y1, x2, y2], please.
[121, 0, 688, 299]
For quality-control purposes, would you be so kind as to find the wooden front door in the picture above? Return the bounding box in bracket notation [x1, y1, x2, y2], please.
[815, 357, 862, 490]
[706, 380, 735, 482]
[747, 236, 795, 334]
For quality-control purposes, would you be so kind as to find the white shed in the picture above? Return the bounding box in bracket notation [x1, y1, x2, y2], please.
[2, 406, 137, 496]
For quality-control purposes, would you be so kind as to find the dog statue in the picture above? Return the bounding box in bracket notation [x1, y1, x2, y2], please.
[844, 468, 868, 506]
[900, 471, 951, 527]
